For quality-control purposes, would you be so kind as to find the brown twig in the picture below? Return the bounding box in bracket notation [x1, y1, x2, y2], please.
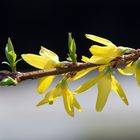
[0, 49, 140, 84]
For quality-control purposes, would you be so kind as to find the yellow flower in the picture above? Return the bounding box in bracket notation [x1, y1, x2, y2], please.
[22, 46, 60, 69]
[68, 67, 97, 81]
[22, 46, 97, 94]
[118, 60, 140, 86]
[83, 34, 131, 64]
[22, 47, 60, 94]
[75, 67, 128, 112]
[37, 79, 82, 117]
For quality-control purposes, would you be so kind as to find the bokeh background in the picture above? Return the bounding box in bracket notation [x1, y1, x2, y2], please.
[0, 0, 140, 140]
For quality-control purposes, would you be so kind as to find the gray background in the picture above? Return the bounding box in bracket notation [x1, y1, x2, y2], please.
[0, 72, 140, 140]
[0, 1, 140, 139]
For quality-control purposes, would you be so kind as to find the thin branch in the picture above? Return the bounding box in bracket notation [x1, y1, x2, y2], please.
[17, 62, 97, 82]
[0, 49, 140, 84]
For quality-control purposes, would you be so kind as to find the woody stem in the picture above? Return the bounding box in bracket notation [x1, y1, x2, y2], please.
[1, 49, 140, 83]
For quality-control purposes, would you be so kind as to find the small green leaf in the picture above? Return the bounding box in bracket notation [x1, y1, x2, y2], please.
[0, 76, 17, 86]
[72, 39, 76, 53]
[5, 38, 16, 64]
[4, 37, 20, 72]
[66, 56, 72, 61]
[68, 32, 73, 51]
[5, 38, 17, 64]
[8, 37, 14, 51]
[2, 61, 10, 66]
[9, 51, 17, 62]
[5, 44, 11, 63]
[68, 34, 76, 54]
[15, 58, 22, 65]
[67, 32, 77, 63]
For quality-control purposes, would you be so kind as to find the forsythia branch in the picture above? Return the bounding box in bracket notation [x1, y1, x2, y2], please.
[1, 33, 140, 117]
[0, 49, 140, 83]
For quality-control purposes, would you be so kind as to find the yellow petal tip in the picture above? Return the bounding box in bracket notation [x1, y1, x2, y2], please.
[78, 109, 83, 112]
[68, 113, 74, 117]
[96, 105, 103, 112]
[36, 103, 41, 107]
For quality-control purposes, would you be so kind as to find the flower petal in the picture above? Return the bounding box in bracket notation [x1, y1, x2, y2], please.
[96, 74, 111, 112]
[81, 56, 91, 63]
[37, 82, 62, 106]
[118, 62, 135, 75]
[63, 89, 74, 117]
[68, 90, 74, 114]
[48, 93, 55, 105]
[99, 65, 106, 72]
[73, 96, 82, 112]
[22, 54, 48, 69]
[89, 45, 117, 56]
[39, 46, 59, 63]
[89, 45, 120, 64]
[68, 67, 97, 81]
[75, 74, 103, 94]
[37, 76, 56, 94]
[85, 34, 116, 46]
[111, 76, 128, 105]
[36, 90, 52, 106]
[136, 68, 140, 86]
[90, 56, 110, 64]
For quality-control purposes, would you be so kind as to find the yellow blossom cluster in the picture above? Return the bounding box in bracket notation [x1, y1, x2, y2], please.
[21, 34, 140, 117]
